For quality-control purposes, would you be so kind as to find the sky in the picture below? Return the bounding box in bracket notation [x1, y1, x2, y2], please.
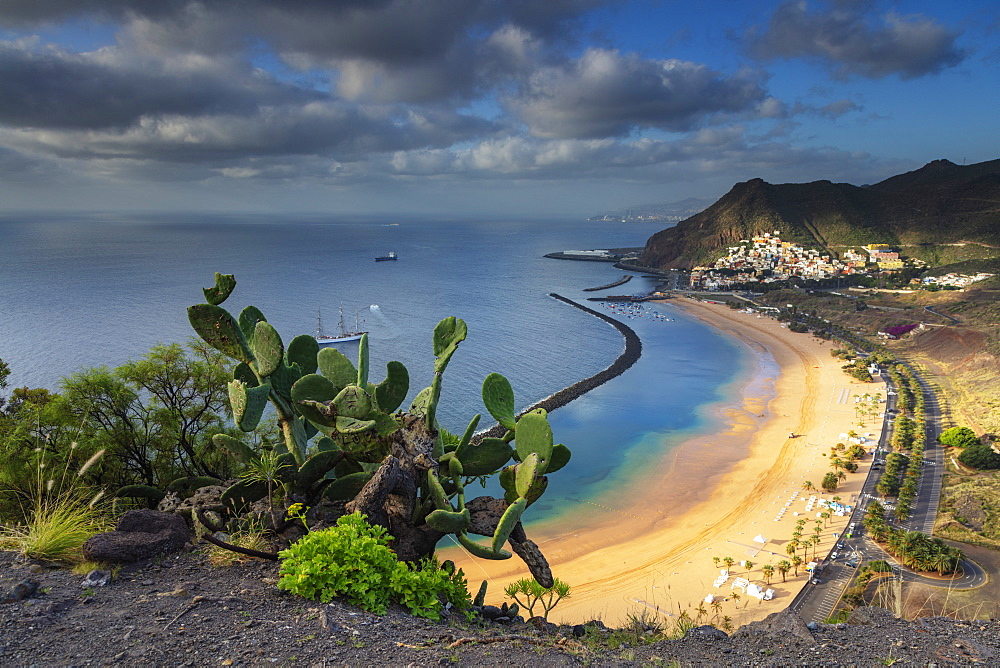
[0, 0, 997, 217]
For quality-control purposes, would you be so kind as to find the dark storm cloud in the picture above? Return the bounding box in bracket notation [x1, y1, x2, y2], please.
[0, 41, 320, 129]
[2, 1, 616, 103]
[745, 1, 966, 79]
[508, 49, 768, 139]
[0, 0, 609, 59]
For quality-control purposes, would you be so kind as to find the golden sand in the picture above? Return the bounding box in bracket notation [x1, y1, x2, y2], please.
[449, 299, 884, 628]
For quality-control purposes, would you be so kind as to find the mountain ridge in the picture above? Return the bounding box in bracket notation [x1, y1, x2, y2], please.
[639, 158, 1000, 270]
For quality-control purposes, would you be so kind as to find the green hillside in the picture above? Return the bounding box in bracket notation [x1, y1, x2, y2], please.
[639, 159, 1000, 270]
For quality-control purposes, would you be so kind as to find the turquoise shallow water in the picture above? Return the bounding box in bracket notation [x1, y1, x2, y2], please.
[0, 213, 758, 523]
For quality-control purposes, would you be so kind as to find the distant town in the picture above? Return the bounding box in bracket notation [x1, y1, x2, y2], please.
[689, 232, 992, 291]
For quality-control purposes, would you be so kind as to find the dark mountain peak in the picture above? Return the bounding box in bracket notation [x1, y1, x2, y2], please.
[638, 158, 1000, 270]
[871, 158, 999, 192]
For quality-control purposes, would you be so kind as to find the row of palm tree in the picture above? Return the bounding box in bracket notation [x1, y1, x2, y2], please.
[864, 501, 963, 575]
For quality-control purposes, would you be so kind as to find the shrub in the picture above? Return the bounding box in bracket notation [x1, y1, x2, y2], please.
[957, 442, 1000, 470]
[938, 426, 980, 449]
[0, 501, 108, 563]
[277, 512, 470, 620]
[504, 577, 572, 620]
[0, 444, 110, 563]
[389, 558, 472, 621]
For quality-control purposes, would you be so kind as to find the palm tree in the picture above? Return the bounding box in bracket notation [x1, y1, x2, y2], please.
[821, 472, 839, 493]
[761, 564, 775, 585]
[837, 469, 848, 483]
[786, 540, 798, 558]
[710, 598, 723, 619]
[776, 560, 791, 582]
[929, 549, 953, 576]
[744, 560, 755, 575]
[722, 556, 736, 571]
[802, 480, 815, 491]
[712, 556, 721, 569]
[820, 511, 831, 528]
[791, 555, 803, 576]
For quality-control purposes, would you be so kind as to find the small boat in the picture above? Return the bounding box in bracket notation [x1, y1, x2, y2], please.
[315, 306, 367, 346]
[375, 251, 398, 262]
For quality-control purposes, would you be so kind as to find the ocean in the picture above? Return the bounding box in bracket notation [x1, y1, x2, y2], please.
[0, 212, 758, 524]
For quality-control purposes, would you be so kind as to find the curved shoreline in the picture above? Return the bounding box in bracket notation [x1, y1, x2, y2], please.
[454, 298, 879, 628]
[474, 293, 642, 440]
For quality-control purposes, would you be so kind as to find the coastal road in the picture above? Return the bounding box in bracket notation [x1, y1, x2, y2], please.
[898, 363, 944, 535]
[790, 364, 974, 624]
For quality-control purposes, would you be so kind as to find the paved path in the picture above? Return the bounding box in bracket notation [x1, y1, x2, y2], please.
[790, 365, 984, 624]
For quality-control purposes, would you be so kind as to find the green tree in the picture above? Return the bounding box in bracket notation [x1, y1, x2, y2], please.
[939, 426, 980, 449]
[776, 560, 791, 582]
[57, 342, 237, 487]
[821, 472, 839, 493]
[0, 343, 239, 516]
[957, 442, 1000, 470]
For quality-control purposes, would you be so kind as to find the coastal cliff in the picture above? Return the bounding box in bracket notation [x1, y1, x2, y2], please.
[639, 158, 1000, 270]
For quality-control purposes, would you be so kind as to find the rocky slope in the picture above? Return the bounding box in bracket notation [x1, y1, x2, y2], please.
[639, 158, 1000, 270]
[2, 549, 998, 666]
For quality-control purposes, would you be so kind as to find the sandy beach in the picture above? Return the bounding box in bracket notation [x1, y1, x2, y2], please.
[448, 298, 886, 628]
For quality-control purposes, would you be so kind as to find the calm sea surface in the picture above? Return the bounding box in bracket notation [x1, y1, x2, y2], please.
[0, 213, 758, 522]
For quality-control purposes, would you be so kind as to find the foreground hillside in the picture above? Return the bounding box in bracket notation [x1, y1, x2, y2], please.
[640, 158, 1000, 269]
[2, 549, 998, 666]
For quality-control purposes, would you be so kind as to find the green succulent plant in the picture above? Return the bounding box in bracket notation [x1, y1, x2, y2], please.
[157, 272, 569, 584]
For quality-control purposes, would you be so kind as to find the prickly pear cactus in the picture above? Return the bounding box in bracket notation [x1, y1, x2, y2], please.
[184, 273, 570, 586]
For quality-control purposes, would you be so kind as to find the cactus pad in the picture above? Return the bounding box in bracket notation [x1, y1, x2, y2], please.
[425, 507, 471, 533]
[432, 317, 468, 373]
[513, 411, 553, 472]
[456, 437, 514, 477]
[212, 433, 256, 464]
[375, 361, 409, 413]
[228, 379, 271, 432]
[317, 347, 357, 390]
[286, 334, 319, 375]
[323, 471, 374, 501]
[202, 272, 236, 306]
[188, 304, 254, 364]
[482, 373, 516, 431]
[252, 321, 284, 376]
[515, 452, 540, 498]
[492, 497, 526, 553]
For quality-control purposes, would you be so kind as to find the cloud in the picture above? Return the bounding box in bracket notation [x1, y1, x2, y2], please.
[745, 1, 966, 79]
[507, 49, 769, 139]
[2, 0, 612, 104]
[5, 102, 496, 167]
[0, 40, 319, 129]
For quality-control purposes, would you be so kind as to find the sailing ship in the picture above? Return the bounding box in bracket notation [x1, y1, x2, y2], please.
[315, 306, 367, 345]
